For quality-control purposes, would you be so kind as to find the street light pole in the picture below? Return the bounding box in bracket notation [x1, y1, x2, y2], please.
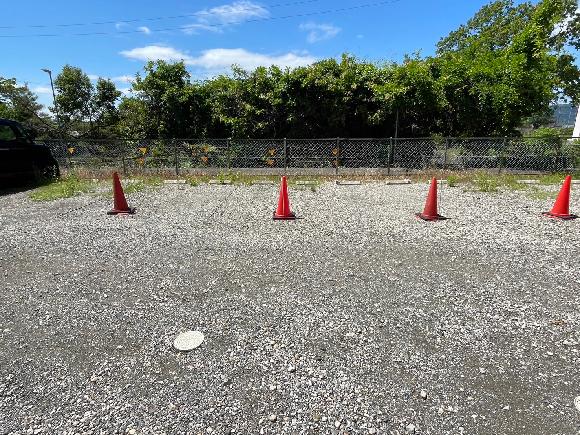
[41, 68, 58, 121]
[42, 68, 68, 170]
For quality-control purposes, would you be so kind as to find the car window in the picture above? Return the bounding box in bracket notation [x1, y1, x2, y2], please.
[0, 125, 17, 141]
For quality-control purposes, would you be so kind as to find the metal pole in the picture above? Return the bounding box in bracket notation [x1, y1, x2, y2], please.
[335, 137, 340, 176]
[226, 138, 231, 170]
[42, 68, 60, 132]
[42, 68, 67, 173]
[387, 137, 392, 175]
[443, 138, 449, 170]
[283, 138, 288, 174]
[499, 137, 506, 174]
[174, 139, 179, 176]
[122, 156, 127, 176]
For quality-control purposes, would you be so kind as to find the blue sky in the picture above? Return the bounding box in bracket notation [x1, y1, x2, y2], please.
[1, 0, 518, 108]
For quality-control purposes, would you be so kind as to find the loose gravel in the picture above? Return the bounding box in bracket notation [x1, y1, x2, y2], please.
[0, 180, 579, 434]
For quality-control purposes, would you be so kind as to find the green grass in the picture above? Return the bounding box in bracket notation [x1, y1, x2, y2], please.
[29, 175, 95, 201]
[460, 173, 558, 193]
[537, 173, 568, 185]
[500, 175, 527, 191]
[101, 176, 163, 197]
[471, 173, 499, 193]
[185, 172, 323, 187]
[447, 174, 460, 187]
[124, 176, 163, 194]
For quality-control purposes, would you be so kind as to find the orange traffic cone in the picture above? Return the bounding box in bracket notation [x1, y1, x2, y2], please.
[543, 175, 577, 220]
[107, 172, 136, 215]
[273, 176, 296, 220]
[416, 178, 446, 221]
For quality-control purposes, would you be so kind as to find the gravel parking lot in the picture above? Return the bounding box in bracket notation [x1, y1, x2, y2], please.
[0, 180, 579, 434]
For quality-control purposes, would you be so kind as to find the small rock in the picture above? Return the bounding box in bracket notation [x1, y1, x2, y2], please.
[503, 405, 510, 411]
[268, 414, 277, 422]
[574, 396, 580, 412]
[127, 430, 136, 435]
[368, 428, 377, 434]
[287, 365, 296, 373]
[420, 390, 428, 400]
[479, 367, 487, 374]
[406, 423, 416, 433]
[174, 330, 204, 351]
[334, 420, 341, 428]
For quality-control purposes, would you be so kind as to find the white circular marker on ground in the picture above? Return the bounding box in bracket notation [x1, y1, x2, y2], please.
[173, 330, 204, 351]
[575, 396, 580, 412]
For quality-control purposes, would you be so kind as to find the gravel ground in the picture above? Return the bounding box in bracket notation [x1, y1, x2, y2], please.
[0, 180, 579, 435]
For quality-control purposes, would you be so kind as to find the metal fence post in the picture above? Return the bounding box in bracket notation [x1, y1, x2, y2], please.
[283, 138, 288, 174]
[443, 138, 449, 170]
[226, 138, 231, 170]
[122, 156, 127, 175]
[335, 137, 340, 176]
[499, 137, 506, 174]
[387, 137, 392, 175]
[174, 140, 179, 176]
[64, 142, 71, 171]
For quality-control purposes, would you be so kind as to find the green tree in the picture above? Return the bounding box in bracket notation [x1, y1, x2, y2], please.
[54, 65, 93, 133]
[0, 77, 53, 136]
[92, 78, 122, 137]
[54, 66, 122, 137]
[435, 0, 580, 136]
[130, 61, 197, 138]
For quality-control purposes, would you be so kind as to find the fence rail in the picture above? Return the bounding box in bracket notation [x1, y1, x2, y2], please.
[41, 137, 580, 175]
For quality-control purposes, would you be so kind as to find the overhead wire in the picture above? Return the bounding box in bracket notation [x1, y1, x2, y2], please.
[0, 0, 403, 38]
[0, 0, 324, 29]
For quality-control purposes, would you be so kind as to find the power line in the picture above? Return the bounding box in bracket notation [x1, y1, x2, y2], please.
[0, 0, 323, 29]
[0, 0, 402, 38]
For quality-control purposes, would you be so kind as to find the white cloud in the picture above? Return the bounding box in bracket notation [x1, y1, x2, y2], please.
[299, 22, 341, 43]
[120, 45, 193, 62]
[182, 1, 269, 34]
[188, 48, 315, 70]
[115, 22, 126, 30]
[32, 86, 52, 95]
[138, 26, 151, 35]
[120, 45, 316, 71]
[87, 74, 134, 84]
[112, 75, 134, 83]
[181, 23, 222, 35]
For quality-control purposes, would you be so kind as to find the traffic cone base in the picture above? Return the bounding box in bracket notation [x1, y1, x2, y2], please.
[107, 207, 136, 215]
[415, 212, 447, 221]
[542, 211, 577, 220]
[273, 211, 296, 220]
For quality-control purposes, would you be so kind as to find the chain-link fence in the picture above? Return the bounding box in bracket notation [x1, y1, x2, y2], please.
[42, 137, 580, 175]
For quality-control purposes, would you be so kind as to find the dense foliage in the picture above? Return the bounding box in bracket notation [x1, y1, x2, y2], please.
[1, 0, 579, 139]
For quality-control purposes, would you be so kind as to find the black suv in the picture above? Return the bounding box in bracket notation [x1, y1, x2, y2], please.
[0, 118, 60, 182]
